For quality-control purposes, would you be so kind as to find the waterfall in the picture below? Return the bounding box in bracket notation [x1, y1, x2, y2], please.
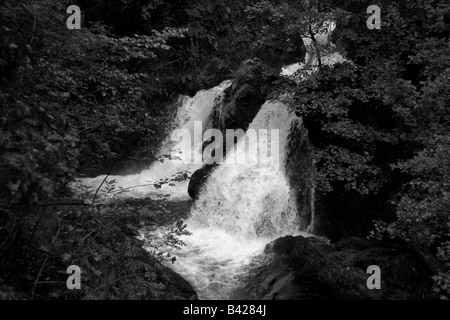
[160, 101, 311, 299]
[75, 72, 314, 300]
[188, 101, 301, 239]
[75, 80, 230, 200]
[281, 20, 346, 77]
[75, 81, 314, 299]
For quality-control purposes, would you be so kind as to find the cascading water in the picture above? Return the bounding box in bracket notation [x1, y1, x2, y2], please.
[157, 101, 310, 299]
[75, 61, 319, 300]
[190, 101, 301, 238]
[76, 82, 312, 299]
[71, 16, 348, 300]
[75, 81, 230, 200]
[281, 20, 346, 77]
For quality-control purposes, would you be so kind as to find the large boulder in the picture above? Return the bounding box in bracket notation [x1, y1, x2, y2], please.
[234, 235, 436, 300]
[222, 83, 263, 130]
[188, 164, 216, 199]
[220, 58, 277, 131]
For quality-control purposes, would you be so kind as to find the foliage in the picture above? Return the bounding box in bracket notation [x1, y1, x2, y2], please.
[289, 0, 450, 294]
[0, 0, 193, 299]
[0, 195, 192, 299]
[432, 273, 450, 300]
[1, 0, 449, 300]
[245, 0, 340, 69]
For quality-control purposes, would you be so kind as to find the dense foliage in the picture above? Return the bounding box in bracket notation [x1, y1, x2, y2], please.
[0, 0, 449, 299]
[0, 0, 217, 299]
[289, 0, 450, 298]
[0, 0, 305, 300]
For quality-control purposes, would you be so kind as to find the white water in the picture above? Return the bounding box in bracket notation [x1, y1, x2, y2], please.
[281, 20, 347, 78]
[74, 80, 230, 200]
[76, 67, 312, 300]
[156, 101, 307, 299]
[161, 224, 271, 300]
[190, 101, 301, 239]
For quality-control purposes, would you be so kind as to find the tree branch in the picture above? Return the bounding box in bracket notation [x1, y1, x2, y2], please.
[91, 161, 117, 205]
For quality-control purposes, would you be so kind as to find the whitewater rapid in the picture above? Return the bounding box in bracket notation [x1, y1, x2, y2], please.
[151, 100, 307, 299]
[75, 82, 310, 298]
[72, 17, 349, 297]
[75, 78, 313, 300]
[74, 81, 231, 201]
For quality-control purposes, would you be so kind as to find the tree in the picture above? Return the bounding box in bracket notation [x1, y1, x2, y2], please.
[291, 0, 450, 297]
[245, 0, 342, 72]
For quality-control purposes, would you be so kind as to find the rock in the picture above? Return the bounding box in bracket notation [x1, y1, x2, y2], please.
[231, 58, 278, 92]
[235, 235, 436, 300]
[270, 235, 297, 255]
[154, 262, 198, 300]
[222, 83, 263, 130]
[188, 164, 216, 199]
[268, 235, 333, 262]
[263, 242, 273, 254]
[220, 58, 276, 131]
[284, 122, 328, 233]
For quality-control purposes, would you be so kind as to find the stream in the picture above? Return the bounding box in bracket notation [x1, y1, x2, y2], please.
[74, 22, 344, 299]
[76, 84, 308, 299]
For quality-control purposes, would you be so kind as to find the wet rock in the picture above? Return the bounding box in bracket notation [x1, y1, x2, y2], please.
[220, 58, 276, 131]
[284, 124, 316, 230]
[222, 83, 263, 130]
[268, 235, 297, 255]
[188, 164, 216, 199]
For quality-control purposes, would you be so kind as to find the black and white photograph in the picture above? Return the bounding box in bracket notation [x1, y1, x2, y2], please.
[0, 0, 449, 310]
